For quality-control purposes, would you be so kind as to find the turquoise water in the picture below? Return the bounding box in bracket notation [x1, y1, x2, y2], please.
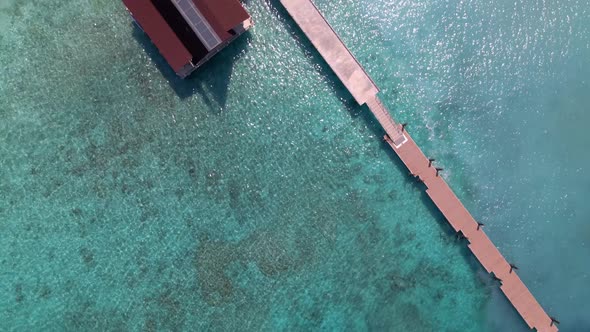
[0, 0, 588, 331]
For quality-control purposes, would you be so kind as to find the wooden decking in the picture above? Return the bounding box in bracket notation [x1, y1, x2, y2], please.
[281, 0, 379, 105]
[281, 0, 558, 331]
[366, 96, 407, 147]
[385, 134, 558, 332]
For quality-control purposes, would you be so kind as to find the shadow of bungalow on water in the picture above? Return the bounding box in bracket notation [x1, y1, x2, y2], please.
[131, 23, 253, 111]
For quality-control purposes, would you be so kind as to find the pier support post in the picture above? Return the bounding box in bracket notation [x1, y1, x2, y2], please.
[435, 167, 443, 177]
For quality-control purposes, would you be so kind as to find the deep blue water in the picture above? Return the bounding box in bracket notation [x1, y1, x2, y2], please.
[0, 0, 588, 331]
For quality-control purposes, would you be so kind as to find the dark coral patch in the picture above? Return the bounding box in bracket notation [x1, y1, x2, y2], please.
[79, 248, 95, 268]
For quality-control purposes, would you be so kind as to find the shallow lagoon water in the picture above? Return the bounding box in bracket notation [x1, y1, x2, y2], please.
[0, 0, 588, 331]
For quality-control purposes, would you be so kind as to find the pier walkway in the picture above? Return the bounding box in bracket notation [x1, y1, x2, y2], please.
[281, 0, 557, 331]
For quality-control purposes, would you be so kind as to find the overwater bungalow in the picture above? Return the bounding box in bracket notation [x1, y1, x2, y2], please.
[122, 0, 252, 78]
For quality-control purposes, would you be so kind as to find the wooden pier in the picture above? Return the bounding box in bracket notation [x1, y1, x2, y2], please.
[281, 0, 558, 331]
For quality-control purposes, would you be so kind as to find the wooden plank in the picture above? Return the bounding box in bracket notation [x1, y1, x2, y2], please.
[281, 0, 379, 105]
